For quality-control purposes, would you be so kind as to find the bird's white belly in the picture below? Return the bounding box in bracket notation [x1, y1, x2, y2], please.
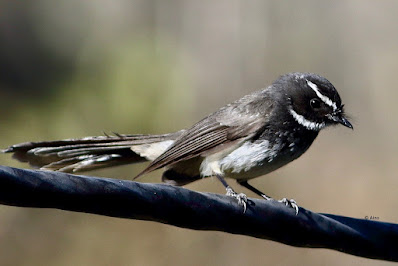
[200, 139, 301, 180]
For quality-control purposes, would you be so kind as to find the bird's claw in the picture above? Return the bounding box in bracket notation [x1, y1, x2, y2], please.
[226, 187, 248, 213]
[278, 198, 299, 215]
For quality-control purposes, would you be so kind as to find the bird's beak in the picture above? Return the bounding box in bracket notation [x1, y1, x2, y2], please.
[328, 114, 353, 129]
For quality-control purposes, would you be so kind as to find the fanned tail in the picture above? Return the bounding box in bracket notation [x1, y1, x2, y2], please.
[2, 132, 181, 173]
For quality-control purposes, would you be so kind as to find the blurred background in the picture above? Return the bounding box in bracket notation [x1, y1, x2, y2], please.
[0, 1, 397, 265]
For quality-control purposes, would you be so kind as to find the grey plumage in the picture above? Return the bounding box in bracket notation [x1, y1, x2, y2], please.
[136, 89, 272, 178]
[3, 132, 181, 172]
[2, 72, 352, 213]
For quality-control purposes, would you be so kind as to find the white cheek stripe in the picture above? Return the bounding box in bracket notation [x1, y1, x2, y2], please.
[306, 80, 337, 111]
[289, 108, 325, 131]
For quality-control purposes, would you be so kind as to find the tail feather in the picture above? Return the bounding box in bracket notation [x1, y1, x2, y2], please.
[35, 145, 134, 157]
[2, 132, 181, 173]
[45, 154, 139, 172]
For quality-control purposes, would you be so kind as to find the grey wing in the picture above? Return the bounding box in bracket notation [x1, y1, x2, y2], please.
[135, 89, 272, 177]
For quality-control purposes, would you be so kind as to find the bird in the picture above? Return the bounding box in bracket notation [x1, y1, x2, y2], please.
[3, 72, 353, 214]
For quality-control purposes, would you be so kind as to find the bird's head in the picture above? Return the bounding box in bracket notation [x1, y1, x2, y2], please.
[277, 73, 353, 131]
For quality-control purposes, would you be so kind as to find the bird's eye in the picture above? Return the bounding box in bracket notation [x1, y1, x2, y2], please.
[310, 98, 321, 109]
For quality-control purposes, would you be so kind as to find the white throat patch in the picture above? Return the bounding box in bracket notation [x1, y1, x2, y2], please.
[306, 80, 337, 111]
[289, 108, 326, 131]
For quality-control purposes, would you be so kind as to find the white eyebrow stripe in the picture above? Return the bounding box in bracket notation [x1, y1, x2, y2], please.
[306, 80, 337, 111]
[289, 108, 326, 131]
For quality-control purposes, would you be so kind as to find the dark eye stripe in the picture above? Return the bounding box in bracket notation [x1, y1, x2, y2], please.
[306, 80, 337, 111]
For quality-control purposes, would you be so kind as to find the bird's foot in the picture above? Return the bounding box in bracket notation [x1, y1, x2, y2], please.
[226, 186, 248, 213]
[278, 198, 299, 215]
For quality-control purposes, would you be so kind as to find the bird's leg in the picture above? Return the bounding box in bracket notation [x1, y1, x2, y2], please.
[237, 180, 272, 200]
[237, 180, 299, 215]
[215, 174, 247, 212]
